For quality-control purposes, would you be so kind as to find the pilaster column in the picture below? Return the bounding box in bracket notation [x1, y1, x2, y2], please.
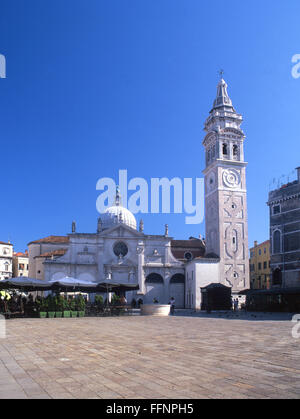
[137, 242, 145, 294]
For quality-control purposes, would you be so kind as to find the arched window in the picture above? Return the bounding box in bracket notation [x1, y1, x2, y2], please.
[272, 268, 282, 286]
[233, 144, 238, 157]
[273, 231, 281, 254]
[145, 273, 164, 283]
[170, 273, 185, 283]
[223, 143, 228, 155]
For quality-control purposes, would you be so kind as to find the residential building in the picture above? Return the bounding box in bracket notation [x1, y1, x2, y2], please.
[12, 250, 29, 278]
[267, 167, 300, 288]
[28, 236, 70, 281]
[0, 241, 13, 280]
[249, 240, 271, 289]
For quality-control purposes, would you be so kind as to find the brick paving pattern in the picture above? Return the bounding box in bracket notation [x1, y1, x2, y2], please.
[0, 316, 299, 399]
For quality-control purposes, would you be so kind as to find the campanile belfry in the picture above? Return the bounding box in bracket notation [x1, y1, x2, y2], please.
[203, 77, 249, 292]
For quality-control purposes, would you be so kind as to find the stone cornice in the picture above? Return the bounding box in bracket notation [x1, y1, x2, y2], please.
[267, 193, 300, 206]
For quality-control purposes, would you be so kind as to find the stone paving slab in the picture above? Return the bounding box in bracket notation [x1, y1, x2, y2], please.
[0, 316, 299, 399]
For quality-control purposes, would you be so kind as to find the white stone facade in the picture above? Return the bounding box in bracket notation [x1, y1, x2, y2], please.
[42, 224, 185, 306]
[185, 258, 220, 310]
[27, 78, 250, 309]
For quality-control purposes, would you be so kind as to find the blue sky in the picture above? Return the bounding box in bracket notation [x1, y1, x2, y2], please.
[0, 0, 299, 251]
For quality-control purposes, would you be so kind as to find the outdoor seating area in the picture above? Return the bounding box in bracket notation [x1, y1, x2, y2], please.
[0, 276, 141, 319]
[0, 292, 141, 319]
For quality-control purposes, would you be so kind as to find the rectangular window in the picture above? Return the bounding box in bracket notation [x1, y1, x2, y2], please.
[273, 205, 280, 215]
[258, 263, 262, 270]
[284, 232, 300, 253]
[263, 261, 267, 269]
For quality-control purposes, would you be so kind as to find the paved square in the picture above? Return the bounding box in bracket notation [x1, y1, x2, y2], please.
[0, 315, 299, 399]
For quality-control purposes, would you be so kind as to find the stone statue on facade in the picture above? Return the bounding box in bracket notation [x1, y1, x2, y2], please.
[97, 217, 102, 233]
[139, 219, 144, 233]
[72, 221, 76, 233]
[165, 224, 168, 237]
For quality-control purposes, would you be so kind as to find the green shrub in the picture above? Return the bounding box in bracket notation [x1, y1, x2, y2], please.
[75, 294, 86, 311]
[68, 298, 76, 311]
[62, 297, 69, 311]
[36, 296, 47, 312]
[95, 295, 104, 306]
[45, 295, 56, 311]
[55, 295, 64, 312]
[111, 294, 121, 305]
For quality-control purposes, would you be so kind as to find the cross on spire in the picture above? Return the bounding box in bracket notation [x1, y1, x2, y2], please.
[218, 69, 224, 79]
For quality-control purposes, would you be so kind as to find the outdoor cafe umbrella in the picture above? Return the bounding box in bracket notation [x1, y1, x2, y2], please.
[0, 277, 53, 292]
[96, 281, 139, 292]
[49, 277, 98, 293]
[96, 281, 139, 306]
[0, 277, 139, 295]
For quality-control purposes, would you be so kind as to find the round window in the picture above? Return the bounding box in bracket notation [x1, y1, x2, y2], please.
[113, 242, 128, 257]
[184, 252, 193, 261]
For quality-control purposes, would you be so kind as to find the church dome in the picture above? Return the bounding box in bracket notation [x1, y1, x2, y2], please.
[99, 186, 137, 231]
[101, 205, 137, 230]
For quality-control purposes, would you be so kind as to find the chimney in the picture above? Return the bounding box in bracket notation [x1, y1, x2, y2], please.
[254, 240, 258, 247]
[296, 167, 300, 183]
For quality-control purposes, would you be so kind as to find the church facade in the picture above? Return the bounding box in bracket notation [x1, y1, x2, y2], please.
[28, 78, 249, 309]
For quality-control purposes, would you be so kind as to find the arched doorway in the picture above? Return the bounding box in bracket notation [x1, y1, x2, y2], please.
[169, 274, 185, 308]
[144, 273, 164, 304]
[272, 268, 282, 286]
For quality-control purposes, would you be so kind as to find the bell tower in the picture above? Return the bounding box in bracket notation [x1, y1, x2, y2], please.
[203, 77, 249, 292]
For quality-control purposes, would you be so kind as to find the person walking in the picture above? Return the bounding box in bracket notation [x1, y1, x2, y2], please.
[234, 298, 239, 311]
[169, 297, 175, 315]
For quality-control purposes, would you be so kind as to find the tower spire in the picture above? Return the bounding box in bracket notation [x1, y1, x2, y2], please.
[212, 77, 234, 110]
[205, 77, 242, 134]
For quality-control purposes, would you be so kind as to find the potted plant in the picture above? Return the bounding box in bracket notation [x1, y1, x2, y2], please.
[76, 294, 86, 317]
[47, 295, 56, 318]
[69, 298, 77, 317]
[37, 297, 47, 318]
[62, 296, 71, 318]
